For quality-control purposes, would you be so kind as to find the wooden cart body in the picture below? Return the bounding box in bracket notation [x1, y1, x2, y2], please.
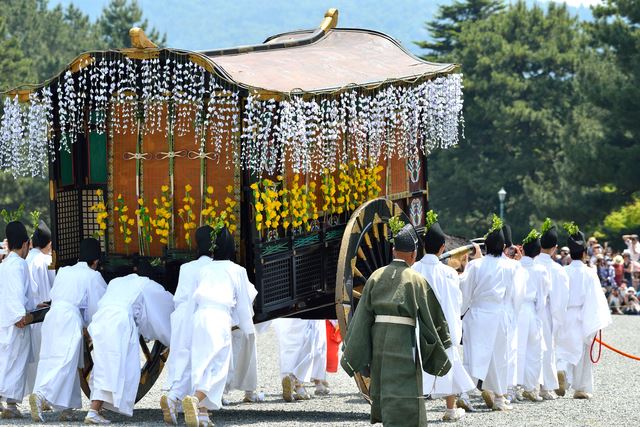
[0, 9, 464, 401]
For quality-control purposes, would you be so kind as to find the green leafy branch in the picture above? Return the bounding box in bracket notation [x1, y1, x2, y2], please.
[522, 228, 541, 244]
[541, 217, 553, 234]
[485, 213, 503, 237]
[0, 204, 25, 224]
[425, 210, 438, 230]
[388, 215, 406, 244]
[563, 221, 579, 236]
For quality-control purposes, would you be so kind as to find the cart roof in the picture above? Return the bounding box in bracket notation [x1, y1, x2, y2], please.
[200, 27, 457, 95]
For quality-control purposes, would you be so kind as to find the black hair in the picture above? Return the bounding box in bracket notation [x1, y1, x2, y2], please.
[485, 231, 505, 257]
[135, 258, 155, 279]
[523, 244, 541, 258]
[213, 227, 236, 261]
[6, 221, 29, 250]
[424, 237, 444, 255]
[570, 249, 585, 260]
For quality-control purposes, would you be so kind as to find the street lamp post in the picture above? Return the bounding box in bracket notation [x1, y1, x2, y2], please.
[498, 187, 507, 220]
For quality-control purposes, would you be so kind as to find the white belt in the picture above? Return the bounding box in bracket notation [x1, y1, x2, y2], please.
[375, 315, 416, 327]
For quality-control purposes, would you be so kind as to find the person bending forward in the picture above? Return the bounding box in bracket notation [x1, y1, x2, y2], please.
[85, 258, 173, 424]
[30, 238, 106, 422]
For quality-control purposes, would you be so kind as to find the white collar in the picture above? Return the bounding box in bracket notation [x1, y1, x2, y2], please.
[520, 256, 534, 265]
[421, 254, 440, 264]
[538, 253, 552, 262]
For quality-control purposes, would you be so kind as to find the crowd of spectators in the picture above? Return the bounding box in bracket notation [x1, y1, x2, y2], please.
[583, 234, 640, 315]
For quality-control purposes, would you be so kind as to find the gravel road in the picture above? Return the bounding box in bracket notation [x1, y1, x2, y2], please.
[8, 315, 639, 426]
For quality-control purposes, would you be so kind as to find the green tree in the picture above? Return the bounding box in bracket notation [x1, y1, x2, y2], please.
[415, 0, 504, 59]
[421, 1, 587, 240]
[0, 16, 32, 89]
[0, 173, 49, 239]
[578, 1, 640, 226]
[0, 0, 104, 83]
[97, 0, 166, 48]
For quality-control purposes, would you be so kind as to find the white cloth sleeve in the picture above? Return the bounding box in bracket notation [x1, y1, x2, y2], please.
[0, 263, 28, 328]
[460, 262, 476, 315]
[550, 269, 569, 332]
[234, 269, 256, 335]
[83, 273, 107, 326]
[581, 269, 612, 343]
[136, 280, 174, 346]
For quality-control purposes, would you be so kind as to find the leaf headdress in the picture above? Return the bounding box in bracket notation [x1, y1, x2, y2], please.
[484, 214, 503, 238]
[562, 221, 579, 236]
[388, 215, 405, 244]
[522, 228, 541, 245]
[425, 210, 438, 231]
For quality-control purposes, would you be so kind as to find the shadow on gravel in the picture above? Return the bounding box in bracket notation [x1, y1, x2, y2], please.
[98, 408, 370, 424]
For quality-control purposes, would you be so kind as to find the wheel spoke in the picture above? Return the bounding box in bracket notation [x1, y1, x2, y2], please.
[140, 336, 152, 361]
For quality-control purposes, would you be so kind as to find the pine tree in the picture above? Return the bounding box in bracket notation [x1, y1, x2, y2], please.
[0, 16, 32, 90]
[423, 2, 587, 239]
[97, 0, 166, 48]
[416, 0, 505, 60]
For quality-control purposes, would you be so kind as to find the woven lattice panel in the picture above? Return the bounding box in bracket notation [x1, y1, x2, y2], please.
[81, 189, 105, 252]
[56, 189, 80, 262]
[295, 250, 323, 297]
[324, 240, 341, 291]
[262, 257, 292, 306]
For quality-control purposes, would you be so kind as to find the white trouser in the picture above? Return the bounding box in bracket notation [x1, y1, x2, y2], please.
[516, 303, 543, 390]
[558, 342, 594, 393]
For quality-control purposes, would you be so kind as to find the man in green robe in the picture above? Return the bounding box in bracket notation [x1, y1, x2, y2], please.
[341, 222, 452, 427]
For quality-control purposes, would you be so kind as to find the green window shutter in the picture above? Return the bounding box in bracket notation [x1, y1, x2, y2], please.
[89, 131, 107, 183]
[88, 111, 107, 183]
[60, 142, 74, 186]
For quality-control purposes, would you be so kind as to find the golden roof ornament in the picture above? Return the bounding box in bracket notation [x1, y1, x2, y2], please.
[129, 27, 157, 49]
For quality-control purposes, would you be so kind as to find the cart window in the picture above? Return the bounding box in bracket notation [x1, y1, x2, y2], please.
[59, 142, 74, 186]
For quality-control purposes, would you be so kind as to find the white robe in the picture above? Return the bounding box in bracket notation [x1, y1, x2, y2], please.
[0, 252, 33, 401]
[534, 253, 569, 390]
[556, 260, 611, 393]
[460, 255, 522, 395]
[163, 256, 213, 400]
[33, 262, 106, 410]
[501, 254, 524, 389]
[25, 248, 56, 395]
[89, 274, 173, 416]
[226, 277, 259, 392]
[273, 319, 327, 382]
[516, 257, 548, 390]
[188, 260, 255, 410]
[413, 254, 475, 396]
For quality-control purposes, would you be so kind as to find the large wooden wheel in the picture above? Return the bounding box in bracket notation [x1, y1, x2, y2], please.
[335, 198, 411, 402]
[80, 336, 167, 402]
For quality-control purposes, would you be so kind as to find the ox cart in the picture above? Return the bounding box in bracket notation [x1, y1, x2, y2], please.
[0, 9, 465, 402]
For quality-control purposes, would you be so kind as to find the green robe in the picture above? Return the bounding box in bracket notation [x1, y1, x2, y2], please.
[341, 260, 452, 427]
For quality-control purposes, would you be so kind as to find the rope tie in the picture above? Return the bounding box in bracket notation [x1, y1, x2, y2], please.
[155, 150, 186, 160]
[592, 331, 640, 362]
[123, 152, 151, 160]
[187, 150, 218, 161]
